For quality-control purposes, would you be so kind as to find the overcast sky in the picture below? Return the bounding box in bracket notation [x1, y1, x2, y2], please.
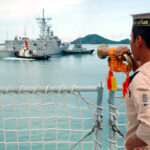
[0, 0, 150, 43]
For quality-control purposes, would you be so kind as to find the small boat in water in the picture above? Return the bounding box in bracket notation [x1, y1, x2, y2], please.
[14, 51, 50, 60]
[14, 40, 50, 60]
[62, 40, 94, 54]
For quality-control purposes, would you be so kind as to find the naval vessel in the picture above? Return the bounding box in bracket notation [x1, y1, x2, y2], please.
[62, 39, 94, 54]
[0, 9, 69, 57]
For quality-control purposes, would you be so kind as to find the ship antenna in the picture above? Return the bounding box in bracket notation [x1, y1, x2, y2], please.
[36, 9, 52, 39]
[43, 9, 44, 18]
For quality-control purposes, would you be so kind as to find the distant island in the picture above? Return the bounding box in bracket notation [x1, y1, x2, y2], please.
[71, 34, 130, 44]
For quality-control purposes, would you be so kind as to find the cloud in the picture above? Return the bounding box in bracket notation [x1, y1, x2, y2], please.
[0, 0, 150, 43]
[0, 0, 85, 20]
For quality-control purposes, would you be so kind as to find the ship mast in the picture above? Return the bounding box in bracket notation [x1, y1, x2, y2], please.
[36, 9, 51, 39]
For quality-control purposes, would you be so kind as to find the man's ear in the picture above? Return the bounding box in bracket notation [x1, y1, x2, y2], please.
[136, 35, 143, 47]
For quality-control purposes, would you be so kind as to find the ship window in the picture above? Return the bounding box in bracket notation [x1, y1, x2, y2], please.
[33, 43, 37, 46]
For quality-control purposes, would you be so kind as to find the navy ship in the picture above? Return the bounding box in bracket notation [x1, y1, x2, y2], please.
[62, 38, 94, 54]
[0, 9, 69, 57]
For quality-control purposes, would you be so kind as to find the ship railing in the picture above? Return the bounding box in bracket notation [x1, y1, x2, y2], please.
[0, 84, 125, 150]
[107, 86, 126, 150]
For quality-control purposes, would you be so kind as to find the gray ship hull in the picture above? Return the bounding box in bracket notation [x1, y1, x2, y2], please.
[0, 43, 68, 58]
[1, 38, 69, 58]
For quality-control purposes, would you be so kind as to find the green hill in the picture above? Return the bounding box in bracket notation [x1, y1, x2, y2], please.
[71, 34, 130, 44]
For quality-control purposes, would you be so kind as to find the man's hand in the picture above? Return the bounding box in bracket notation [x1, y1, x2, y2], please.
[113, 46, 142, 72]
[114, 46, 130, 59]
[125, 134, 147, 150]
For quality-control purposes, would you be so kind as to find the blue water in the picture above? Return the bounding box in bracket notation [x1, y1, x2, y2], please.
[0, 44, 130, 150]
[0, 44, 130, 87]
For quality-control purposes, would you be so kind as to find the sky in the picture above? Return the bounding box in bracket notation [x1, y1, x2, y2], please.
[0, 0, 150, 43]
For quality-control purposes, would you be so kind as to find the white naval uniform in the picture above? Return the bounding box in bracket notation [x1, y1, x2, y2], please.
[125, 61, 150, 150]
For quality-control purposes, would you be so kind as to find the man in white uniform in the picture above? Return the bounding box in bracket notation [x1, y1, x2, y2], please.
[112, 13, 150, 150]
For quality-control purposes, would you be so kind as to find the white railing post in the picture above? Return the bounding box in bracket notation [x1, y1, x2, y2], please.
[108, 91, 117, 150]
[94, 82, 104, 150]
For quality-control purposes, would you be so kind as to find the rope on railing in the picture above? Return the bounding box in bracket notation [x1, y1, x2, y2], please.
[108, 88, 126, 150]
[0, 85, 99, 94]
[0, 84, 104, 150]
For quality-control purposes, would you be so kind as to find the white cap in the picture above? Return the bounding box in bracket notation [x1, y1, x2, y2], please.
[131, 13, 150, 26]
[132, 13, 150, 19]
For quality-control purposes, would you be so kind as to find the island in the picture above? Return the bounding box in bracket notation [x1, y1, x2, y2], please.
[71, 34, 130, 44]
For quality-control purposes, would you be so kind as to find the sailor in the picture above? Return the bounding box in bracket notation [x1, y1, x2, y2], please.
[112, 13, 150, 150]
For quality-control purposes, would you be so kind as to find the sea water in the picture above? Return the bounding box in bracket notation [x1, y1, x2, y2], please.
[0, 44, 131, 150]
[0, 44, 131, 86]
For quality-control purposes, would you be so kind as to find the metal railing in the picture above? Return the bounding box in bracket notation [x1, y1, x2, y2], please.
[108, 86, 126, 150]
[0, 84, 126, 150]
[0, 84, 104, 150]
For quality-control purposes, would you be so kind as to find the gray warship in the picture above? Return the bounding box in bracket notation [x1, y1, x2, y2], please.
[0, 9, 69, 57]
[62, 38, 94, 54]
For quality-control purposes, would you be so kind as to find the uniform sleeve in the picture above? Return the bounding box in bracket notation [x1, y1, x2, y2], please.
[134, 88, 150, 145]
[136, 122, 150, 145]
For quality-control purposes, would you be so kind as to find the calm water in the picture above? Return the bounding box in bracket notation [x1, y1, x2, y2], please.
[0, 44, 130, 87]
[0, 44, 130, 150]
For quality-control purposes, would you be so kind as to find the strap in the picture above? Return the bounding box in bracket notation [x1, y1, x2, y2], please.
[129, 71, 140, 84]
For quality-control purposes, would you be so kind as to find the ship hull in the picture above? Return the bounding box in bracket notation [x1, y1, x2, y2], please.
[62, 49, 94, 55]
[14, 52, 50, 60]
[0, 39, 69, 58]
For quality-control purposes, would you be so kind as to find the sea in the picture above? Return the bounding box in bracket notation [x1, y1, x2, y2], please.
[0, 44, 130, 87]
[0, 44, 131, 150]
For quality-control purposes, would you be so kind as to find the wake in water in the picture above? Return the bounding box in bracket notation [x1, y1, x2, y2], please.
[2, 57, 35, 60]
